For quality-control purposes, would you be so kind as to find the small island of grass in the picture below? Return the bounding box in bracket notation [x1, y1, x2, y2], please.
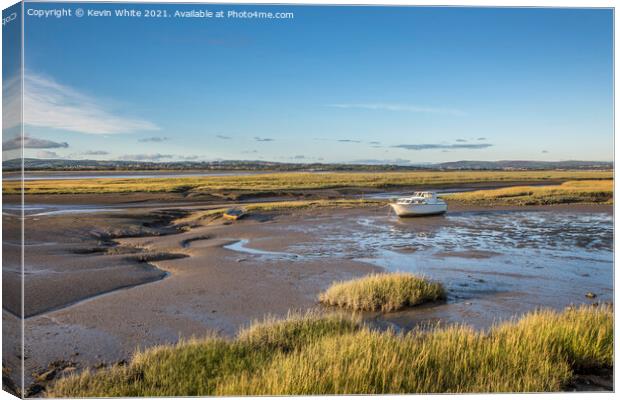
[318, 272, 446, 312]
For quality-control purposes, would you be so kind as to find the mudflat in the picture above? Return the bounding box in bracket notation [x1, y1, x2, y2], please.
[2, 193, 612, 391]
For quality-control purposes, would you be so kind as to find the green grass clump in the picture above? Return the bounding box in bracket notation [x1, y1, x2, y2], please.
[446, 180, 613, 205]
[47, 305, 612, 397]
[319, 272, 446, 311]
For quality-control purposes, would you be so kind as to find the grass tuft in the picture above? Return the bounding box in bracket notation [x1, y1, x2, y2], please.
[319, 272, 446, 312]
[47, 305, 612, 397]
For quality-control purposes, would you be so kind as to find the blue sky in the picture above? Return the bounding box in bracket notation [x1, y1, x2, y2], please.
[7, 3, 614, 164]
[2, 2, 22, 161]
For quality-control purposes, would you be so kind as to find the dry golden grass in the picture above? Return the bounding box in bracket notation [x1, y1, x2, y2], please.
[446, 180, 613, 205]
[5, 170, 612, 195]
[218, 305, 612, 395]
[319, 273, 446, 311]
[48, 305, 612, 397]
[236, 311, 362, 352]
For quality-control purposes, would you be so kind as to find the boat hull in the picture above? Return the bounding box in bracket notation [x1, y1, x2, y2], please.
[223, 209, 245, 220]
[390, 203, 447, 217]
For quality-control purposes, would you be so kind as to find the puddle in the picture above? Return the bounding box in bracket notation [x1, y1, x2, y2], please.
[3, 204, 125, 217]
[224, 239, 300, 260]
[3, 240, 58, 247]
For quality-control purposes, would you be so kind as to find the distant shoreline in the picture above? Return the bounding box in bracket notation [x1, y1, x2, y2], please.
[1, 158, 613, 174]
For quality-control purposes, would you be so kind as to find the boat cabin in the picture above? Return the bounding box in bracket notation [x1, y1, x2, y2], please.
[395, 192, 441, 205]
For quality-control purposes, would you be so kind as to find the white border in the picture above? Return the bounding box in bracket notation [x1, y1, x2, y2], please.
[0, 1, 616, 400]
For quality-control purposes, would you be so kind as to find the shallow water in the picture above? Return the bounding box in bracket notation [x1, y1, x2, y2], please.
[2, 203, 125, 217]
[224, 239, 300, 260]
[283, 209, 613, 329]
[3, 201, 200, 217]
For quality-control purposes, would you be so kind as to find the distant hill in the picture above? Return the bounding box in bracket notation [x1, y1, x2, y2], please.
[1, 158, 613, 172]
[435, 160, 613, 170]
[2, 158, 427, 172]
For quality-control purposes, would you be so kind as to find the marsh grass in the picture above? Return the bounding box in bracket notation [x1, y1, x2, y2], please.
[7, 170, 612, 195]
[237, 311, 362, 352]
[219, 305, 613, 394]
[318, 273, 446, 311]
[446, 180, 613, 205]
[47, 305, 612, 397]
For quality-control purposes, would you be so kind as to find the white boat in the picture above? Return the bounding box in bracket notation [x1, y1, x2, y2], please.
[389, 191, 447, 217]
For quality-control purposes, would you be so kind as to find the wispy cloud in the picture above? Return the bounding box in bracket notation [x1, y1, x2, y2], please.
[21, 73, 159, 134]
[338, 139, 362, 143]
[254, 137, 274, 142]
[138, 136, 169, 143]
[292, 155, 306, 159]
[394, 143, 493, 151]
[80, 150, 109, 156]
[118, 153, 173, 161]
[477, 137, 487, 141]
[3, 136, 68, 151]
[456, 139, 468, 143]
[327, 103, 467, 117]
[542, 150, 549, 154]
[36, 150, 59, 158]
[216, 135, 232, 140]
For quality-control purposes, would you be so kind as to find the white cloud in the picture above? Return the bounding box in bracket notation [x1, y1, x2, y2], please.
[178, 155, 200, 160]
[36, 150, 59, 158]
[3, 135, 68, 151]
[327, 103, 467, 117]
[10, 73, 160, 134]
